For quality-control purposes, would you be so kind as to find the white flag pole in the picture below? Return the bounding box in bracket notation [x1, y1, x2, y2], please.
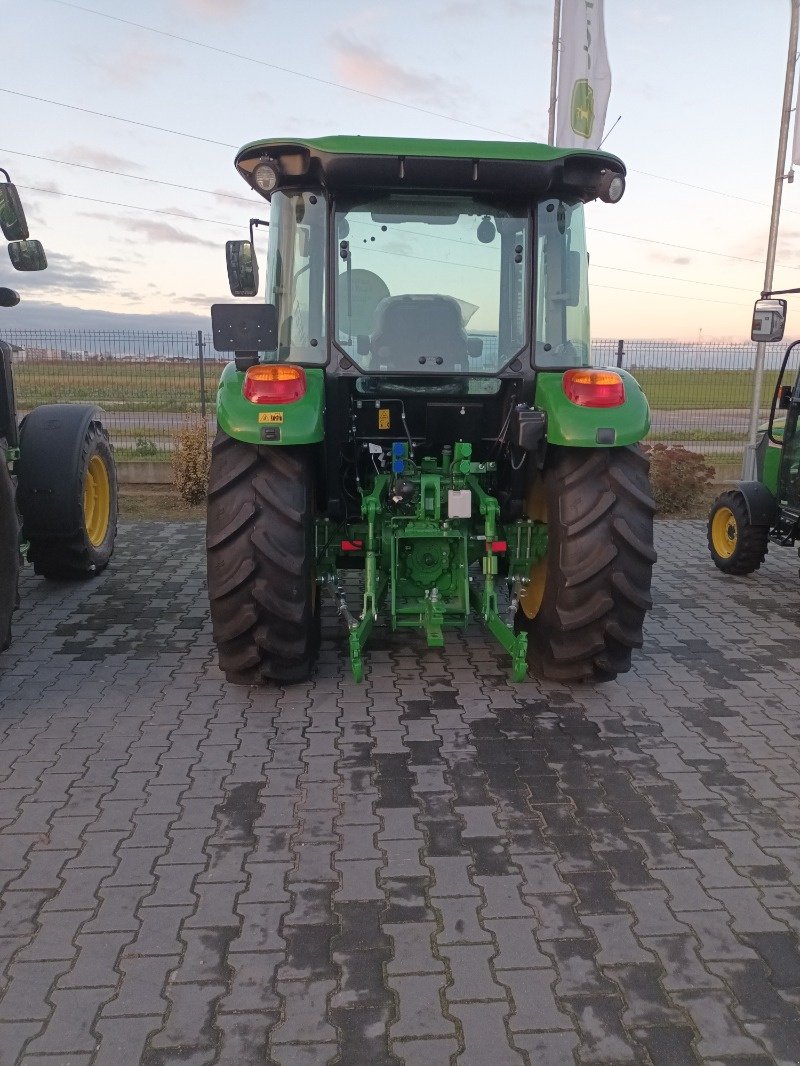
[547, 0, 562, 146]
[743, 0, 800, 480]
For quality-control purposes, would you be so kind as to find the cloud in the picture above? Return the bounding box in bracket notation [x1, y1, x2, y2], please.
[73, 209, 219, 249]
[436, 0, 538, 18]
[116, 218, 219, 249]
[330, 37, 452, 104]
[8, 251, 111, 296]
[54, 144, 146, 174]
[649, 252, 693, 267]
[89, 40, 174, 89]
[176, 0, 250, 15]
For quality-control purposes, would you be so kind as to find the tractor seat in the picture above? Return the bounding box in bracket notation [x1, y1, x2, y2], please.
[370, 294, 468, 369]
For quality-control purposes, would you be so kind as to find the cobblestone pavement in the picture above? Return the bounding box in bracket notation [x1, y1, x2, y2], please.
[2, 520, 800, 1065]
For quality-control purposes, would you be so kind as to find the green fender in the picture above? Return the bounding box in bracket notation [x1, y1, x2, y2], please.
[534, 367, 650, 447]
[215, 363, 325, 445]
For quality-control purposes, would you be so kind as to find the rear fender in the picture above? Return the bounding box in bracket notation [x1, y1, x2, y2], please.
[534, 368, 650, 447]
[729, 481, 777, 527]
[216, 362, 325, 446]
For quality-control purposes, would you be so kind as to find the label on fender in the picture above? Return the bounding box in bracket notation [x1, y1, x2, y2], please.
[258, 412, 284, 424]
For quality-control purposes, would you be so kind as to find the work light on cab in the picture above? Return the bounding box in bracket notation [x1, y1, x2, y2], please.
[597, 170, 625, 203]
[243, 364, 306, 404]
[252, 158, 280, 194]
[563, 368, 626, 407]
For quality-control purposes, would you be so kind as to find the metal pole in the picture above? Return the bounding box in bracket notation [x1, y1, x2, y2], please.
[547, 0, 562, 146]
[743, 0, 800, 479]
[616, 339, 624, 368]
[197, 329, 207, 421]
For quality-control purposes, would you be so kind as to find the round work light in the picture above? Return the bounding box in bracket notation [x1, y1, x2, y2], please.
[597, 170, 625, 204]
[252, 159, 281, 194]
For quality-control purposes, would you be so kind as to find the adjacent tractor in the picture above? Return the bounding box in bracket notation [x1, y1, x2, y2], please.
[0, 169, 118, 652]
[207, 136, 656, 685]
[708, 291, 800, 575]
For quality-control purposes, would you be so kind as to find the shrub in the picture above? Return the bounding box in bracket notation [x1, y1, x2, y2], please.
[644, 443, 715, 515]
[171, 420, 209, 505]
[134, 436, 159, 457]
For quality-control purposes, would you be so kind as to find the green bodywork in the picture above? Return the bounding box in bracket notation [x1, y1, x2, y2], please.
[216, 364, 325, 445]
[236, 134, 625, 169]
[535, 368, 650, 446]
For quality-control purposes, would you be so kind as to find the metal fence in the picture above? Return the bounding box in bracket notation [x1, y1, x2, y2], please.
[2, 329, 786, 476]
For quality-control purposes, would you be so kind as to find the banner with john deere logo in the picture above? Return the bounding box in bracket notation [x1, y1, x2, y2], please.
[556, 0, 612, 150]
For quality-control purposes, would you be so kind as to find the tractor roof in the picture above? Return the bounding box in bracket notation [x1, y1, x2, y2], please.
[234, 135, 626, 203]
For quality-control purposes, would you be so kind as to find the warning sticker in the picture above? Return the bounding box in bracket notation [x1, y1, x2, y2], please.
[378, 408, 391, 430]
[258, 412, 284, 424]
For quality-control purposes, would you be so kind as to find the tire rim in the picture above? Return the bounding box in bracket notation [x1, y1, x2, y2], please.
[711, 506, 737, 559]
[83, 454, 111, 546]
[519, 477, 548, 620]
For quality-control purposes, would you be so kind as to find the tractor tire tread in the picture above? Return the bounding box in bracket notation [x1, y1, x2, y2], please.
[519, 445, 655, 683]
[206, 432, 319, 685]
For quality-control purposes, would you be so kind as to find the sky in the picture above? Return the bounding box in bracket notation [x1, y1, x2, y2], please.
[4, 0, 800, 341]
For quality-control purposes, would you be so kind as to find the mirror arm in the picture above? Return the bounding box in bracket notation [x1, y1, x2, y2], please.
[762, 285, 800, 298]
[768, 338, 800, 445]
[249, 217, 269, 249]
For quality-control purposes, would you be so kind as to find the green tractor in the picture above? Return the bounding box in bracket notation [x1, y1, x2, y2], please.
[708, 291, 800, 575]
[207, 136, 656, 685]
[0, 169, 118, 652]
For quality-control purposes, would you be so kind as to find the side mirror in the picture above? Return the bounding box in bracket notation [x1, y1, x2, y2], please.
[8, 240, 47, 272]
[226, 240, 259, 297]
[0, 287, 20, 307]
[752, 297, 787, 342]
[0, 183, 29, 241]
[779, 384, 793, 410]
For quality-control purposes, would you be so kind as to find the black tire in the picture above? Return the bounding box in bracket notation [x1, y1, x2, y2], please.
[516, 445, 656, 682]
[707, 490, 769, 575]
[0, 447, 18, 652]
[206, 432, 320, 685]
[26, 422, 117, 579]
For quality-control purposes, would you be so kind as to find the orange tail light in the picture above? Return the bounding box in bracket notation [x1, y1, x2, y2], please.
[243, 364, 307, 404]
[563, 368, 625, 408]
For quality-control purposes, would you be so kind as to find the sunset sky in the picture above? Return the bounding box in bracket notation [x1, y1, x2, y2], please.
[5, 0, 800, 340]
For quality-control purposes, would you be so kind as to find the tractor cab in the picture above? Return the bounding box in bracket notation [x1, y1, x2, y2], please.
[208, 137, 654, 684]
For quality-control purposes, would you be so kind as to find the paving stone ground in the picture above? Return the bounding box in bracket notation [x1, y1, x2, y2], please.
[2, 519, 800, 1065]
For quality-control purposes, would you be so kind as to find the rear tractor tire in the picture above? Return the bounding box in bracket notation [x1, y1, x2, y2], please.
[707, 490, 769, 575]
[516, 445, 656, 682]
[24, 421, 117, 579]
[206, 432, 320, 685]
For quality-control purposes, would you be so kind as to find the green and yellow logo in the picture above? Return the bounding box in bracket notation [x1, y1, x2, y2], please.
[570, 79, 595, 140]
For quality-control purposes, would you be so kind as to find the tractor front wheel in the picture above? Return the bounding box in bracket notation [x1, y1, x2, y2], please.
[707, 491, 769, 575]
[206, 433, 320, 685]
[516, 445, 656, 682]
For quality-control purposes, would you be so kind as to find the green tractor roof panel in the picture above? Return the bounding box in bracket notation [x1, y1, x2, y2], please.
[234, 135, 626, 202]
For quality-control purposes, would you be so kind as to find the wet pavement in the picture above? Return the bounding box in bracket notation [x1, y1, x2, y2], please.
[2, 520, 800, 1065]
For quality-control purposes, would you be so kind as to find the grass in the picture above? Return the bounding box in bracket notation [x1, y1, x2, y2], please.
[13, 360, 225, 412]
[629, 368, 778, 410]
[12, 361, 778, 414]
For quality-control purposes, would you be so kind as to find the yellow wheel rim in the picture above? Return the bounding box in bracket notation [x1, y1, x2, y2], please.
[519, 477, 548, 620]
[83, 454, 111, 547]
[711, 505, 738, 560]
